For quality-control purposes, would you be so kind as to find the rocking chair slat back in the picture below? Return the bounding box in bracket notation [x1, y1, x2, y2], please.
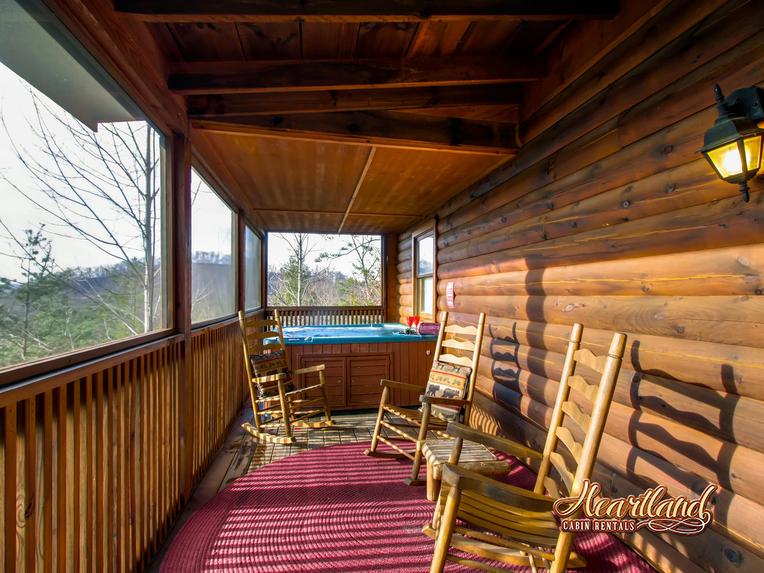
[365, 311, 486, 485]
[237, 310, 333, 444]
[428, 323, 627, 573]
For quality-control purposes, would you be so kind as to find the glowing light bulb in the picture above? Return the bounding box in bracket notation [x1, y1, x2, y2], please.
[720, 146, 743, 176]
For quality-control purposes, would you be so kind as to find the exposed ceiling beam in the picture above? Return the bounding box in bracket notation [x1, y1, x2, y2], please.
[191, 111, 519, 155]
[114, 1, 619, 23]
[339, 146, 376, 233]
[187, 85, 522, 117]
[169, 58, 545, 95]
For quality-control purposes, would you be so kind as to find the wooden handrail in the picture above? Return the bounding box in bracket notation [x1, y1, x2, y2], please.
[0, 334, 184, 408]
[0, 318, 246, 570]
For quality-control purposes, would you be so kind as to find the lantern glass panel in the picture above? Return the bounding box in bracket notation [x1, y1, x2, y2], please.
[707, 140, 745, 178]
[743, 134, 762, 172]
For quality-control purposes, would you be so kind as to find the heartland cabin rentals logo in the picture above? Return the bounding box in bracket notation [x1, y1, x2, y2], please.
[552, 480, 716, 535]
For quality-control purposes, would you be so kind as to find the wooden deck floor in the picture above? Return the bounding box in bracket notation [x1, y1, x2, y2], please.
[151, 407, 390, 570]
[238, 409, 385, 478]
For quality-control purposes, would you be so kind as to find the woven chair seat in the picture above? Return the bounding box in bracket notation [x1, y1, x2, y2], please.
[423, 439, 509, 480]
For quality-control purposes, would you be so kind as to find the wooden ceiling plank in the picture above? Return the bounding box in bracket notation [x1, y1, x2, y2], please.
[191, 111, 519, 155]
[114, 1, 619, 23]
[252, 207, 418, 219]
[187, 85, 522, 117]
[168, 57, 546, 95]
[338, 146, 376, 233]
[398, 104, 520, 123]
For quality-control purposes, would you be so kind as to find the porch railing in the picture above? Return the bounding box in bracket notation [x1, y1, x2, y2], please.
[266, 306, 384, 326]
[0, 317, 247, 571]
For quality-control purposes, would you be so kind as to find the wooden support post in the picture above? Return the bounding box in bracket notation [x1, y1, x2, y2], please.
[384, 233, 399, 323]
[171, 131, 193, 501]
[237, 210, 246, 313]
[261, 232, 268, 311]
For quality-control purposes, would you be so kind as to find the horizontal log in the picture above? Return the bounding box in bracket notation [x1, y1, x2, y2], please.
[452, 314, 764, 401]
[114, 0, 619, 22]
[476, 348, 764, 455]
[439, 15, 764, 233]
[437, 162, 734, 263]
[470, 393, 764, 563]
[487, 375, 763, 504]
[192, 112, 519, 154]
[439, 101, 716, 233]
[436, 190, 764, 280]
[436, 150, 714, 250]
[523, 0, 736, 142]
[472, 389, 764, 555]
[441, 293, 764, 347]
[436, 243, 764, 297]
[520, 0, 671, 124]
[169, 58, 547, 95]
[592, 463, 764, 573]
[519, 8, 764, 184]
[187, 85, 523, 117]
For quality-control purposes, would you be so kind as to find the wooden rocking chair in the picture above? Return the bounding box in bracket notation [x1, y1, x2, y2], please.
[425, 323, 627, 573]
[364, 311, 486, 485]
[238, 310, 333, 444]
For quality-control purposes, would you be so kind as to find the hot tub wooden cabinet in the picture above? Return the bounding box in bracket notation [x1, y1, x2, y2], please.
[281, 324, 437, 410]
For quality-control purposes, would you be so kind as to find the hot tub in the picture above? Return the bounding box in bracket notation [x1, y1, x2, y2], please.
[281, 323, 436, 344]
[280, 323, 437, 410]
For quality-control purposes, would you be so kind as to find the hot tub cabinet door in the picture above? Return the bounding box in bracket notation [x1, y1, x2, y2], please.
[348, 355, 391, 408]
[299, 356, 347, 408]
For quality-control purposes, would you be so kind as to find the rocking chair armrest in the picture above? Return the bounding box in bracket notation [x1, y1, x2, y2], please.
[380, 379, 422, 392]
[420, 395, 471, 407]
[252, 372, 291, 384]
[292, 364, 325, 376]
[441, 464, 554, 512]
[445, 422, 543, 461]
[284, 383, 323, 397]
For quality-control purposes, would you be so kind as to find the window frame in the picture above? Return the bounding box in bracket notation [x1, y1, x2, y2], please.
[189, 167, 239, 326]
[244, 224, 263, 312]
[0, 1, 175, 386]
[265, 232, 384, 308]
[411, 220, 437, 322]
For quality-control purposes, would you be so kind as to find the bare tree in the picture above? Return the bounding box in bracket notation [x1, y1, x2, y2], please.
[0, 90, 164, 332]
[270, 233, 325, 306]
[318, 235, 381, 305]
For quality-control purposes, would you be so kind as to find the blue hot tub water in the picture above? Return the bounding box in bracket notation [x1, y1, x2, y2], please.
[279, 323, 437, 345]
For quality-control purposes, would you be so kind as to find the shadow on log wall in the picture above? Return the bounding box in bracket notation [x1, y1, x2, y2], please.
[396, 1, 764, 571]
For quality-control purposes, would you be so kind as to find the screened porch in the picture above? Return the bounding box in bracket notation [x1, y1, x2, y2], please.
[0, 1, 763, 573]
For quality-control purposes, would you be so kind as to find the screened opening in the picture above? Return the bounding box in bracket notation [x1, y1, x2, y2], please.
[267, 233, 382, 307]
[0, 0, 168, 371]
[244, 226, 262, 311]
[190, 169, 236, 324]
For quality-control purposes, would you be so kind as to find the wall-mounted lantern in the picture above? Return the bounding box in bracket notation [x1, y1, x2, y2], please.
[699, 84, 764, 202]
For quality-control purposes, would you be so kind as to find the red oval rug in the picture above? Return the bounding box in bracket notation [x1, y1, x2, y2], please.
[160, 442, 653, 572]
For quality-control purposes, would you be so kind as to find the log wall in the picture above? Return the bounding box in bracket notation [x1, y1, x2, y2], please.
[396, 1, 764, 571]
